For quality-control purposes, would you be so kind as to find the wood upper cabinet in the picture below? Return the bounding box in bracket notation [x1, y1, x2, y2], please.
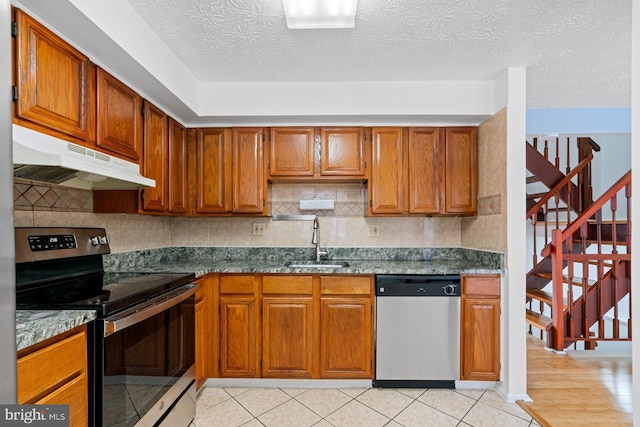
[194, 128, 232, 214]
[268, 127, 315, 177]
[444, 127, 478, 214]
[219, 275, 260, 378]
[14, 8, 94, 142]
[96, 67, 143, 161]
[261, 275, 316, 378]
[168, 118, 187, 214]
[319, 276, 373, 379]
[232, 128, 266, 214]
[460, 274, 500, 381]
[140, 101, 168, 212]
[408, 127, 441, 214]
[368, 126, 477, 216]
[321, 127, 366, 177]
[370, 127, 404, 214]
[18, 325, 88, 427]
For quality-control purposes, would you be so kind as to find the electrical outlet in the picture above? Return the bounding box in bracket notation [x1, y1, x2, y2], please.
[368, 224, 380, 237]
[252, 223, 265, 236]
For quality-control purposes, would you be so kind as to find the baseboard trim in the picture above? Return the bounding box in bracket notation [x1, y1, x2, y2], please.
[203, 378, 373, 389]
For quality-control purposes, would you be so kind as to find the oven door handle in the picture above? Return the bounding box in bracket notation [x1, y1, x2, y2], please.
[103, 283, 198, 337]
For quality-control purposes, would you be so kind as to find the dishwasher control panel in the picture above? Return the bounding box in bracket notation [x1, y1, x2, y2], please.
[375, 274, 460, 297]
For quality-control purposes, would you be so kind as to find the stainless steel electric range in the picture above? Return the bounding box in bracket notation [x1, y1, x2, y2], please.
[15, 227, 197, 427]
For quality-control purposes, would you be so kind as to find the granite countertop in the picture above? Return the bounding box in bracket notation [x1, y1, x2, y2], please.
[16, 310, 96, 352]
[18, 247, 503, 350]
[125, 258, 503, 278]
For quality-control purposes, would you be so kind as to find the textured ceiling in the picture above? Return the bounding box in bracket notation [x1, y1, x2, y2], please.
[126, 0, 631, 109]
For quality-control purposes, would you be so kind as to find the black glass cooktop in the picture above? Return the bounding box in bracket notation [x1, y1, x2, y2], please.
[16, 271, 195, 317]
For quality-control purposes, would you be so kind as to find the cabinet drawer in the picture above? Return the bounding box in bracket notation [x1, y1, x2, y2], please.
[263, 276, 313, 295]
[320, 276, 372, 295]
[38, 374, 88, 427]
[18, 330, 86, 404]
[462, 274, 500, 297]
[220, 275, 256, 294]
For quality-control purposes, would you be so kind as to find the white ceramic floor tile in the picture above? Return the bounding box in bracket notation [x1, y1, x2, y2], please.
[479, 390, 532, 421]
[356, 388, 414, 419]
[197, 387, 232, 410]
[194, 398, 254, 427]
[325, 400, 390, 427]
[455, 388, 485, 400]
[234, 387, 292, 417]
[280, 387, 310, 398]
[223, 387, 255, 397]
[417, 388, 476, 419]
[393, 400, 459, 427]
[240, 420, 265, 427]
[258, 399, 322, 427]
[394, 388, 427, 399]
[296, 388, 353, 417]
[312, 420, 334, 427]
[337, 387, 369, 398]
[462, 402, 530, 427]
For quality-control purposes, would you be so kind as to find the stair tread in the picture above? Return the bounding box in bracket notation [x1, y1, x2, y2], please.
[526, 309, 553, 330]
[526, 289, 568, 308]
[527, 192, 549, 199]
[535, 272, 596, 286]
[526, 176, 542, 184]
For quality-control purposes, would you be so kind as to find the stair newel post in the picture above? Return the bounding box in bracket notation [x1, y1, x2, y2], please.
[577, 137, 601, 211]
[579, 222, 590, 343]
[554, 137, 560, 170]
[565, 137, 571, 175]
[550, 229, 566, 351]
[544, 139, 549, 163]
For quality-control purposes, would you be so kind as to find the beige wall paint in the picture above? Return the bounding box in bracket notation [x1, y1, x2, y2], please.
[461, 108, 507, 252]
[14, 181, 463, 253]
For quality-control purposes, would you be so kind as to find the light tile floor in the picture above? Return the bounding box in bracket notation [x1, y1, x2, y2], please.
[192, 387, 540, 427]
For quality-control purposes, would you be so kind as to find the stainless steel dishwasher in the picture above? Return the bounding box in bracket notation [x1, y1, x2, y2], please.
[374, 274, 461, 388]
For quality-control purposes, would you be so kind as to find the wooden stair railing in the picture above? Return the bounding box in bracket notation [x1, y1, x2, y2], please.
[541, 170, 631, 351]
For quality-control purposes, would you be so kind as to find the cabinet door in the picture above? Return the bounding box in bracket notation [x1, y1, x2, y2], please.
[408, 128, 442, 214]
[460, 274, 500, 381]
[444, 127, 478, 214]
[232, 128, 265, 213]
[195, 275, 215, 389]
[370, 127, 404, 214]
[140, 101, 168, 212]
[15, 9, 92, 140]
[195, 298, 205, 388]
[262, 297, 315, 378]
[168, 118, 187, 214]
[96, 68, 142, 161]
[320, 127, 366, 177]
[269, 127, 315, 177]
[320, 297, 373, 378]
[220, 296, 259, 377]
[196, 128, 231, 214]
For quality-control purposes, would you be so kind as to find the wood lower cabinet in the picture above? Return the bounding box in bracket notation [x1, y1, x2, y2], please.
[319, 276, 373, 378]
[460, 274, 500, 381]
[262, 275, 316, 378]
[213, 274, 373, 379]
[219, 275, 260, 377]
[14, 8, 94, 143]
[96, 67, 143, 161]
[195, 274, 215, 389]
[17, 325, 88, 427]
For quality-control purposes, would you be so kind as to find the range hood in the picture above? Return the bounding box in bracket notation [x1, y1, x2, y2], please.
[13, 124, 155, 190]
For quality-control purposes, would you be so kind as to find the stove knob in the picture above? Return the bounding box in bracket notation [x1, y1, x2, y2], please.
[99, 236, 108, 245]
[90, 237, 100, 246]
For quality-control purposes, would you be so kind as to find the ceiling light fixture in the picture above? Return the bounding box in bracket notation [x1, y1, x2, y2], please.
[283, 0, 358, 29]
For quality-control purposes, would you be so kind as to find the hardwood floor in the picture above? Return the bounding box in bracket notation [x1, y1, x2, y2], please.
[519, 334, 633, 426]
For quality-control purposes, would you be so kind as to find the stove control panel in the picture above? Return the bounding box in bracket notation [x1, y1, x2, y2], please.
[28, 234, 77, 251]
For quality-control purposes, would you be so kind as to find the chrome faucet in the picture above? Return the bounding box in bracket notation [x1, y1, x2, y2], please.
[312, 216, 328, 262]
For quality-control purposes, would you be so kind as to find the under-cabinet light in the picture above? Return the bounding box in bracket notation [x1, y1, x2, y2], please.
[283, 0, 358, 29]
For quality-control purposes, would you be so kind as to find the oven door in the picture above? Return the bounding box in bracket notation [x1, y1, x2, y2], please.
[97, 284, 197, 427]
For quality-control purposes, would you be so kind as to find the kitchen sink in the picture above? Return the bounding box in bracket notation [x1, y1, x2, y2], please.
[286, 261, 350, 268]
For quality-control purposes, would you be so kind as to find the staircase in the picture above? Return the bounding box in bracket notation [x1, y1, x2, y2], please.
[525, 137, 632, 351]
